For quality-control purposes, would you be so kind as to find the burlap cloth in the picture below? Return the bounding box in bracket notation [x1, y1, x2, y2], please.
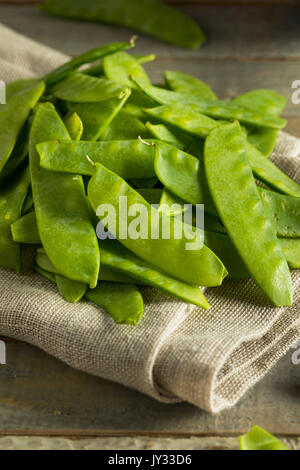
[0, 23, 299, 413]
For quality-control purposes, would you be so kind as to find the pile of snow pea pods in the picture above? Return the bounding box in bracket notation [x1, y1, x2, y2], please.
[1, 39, 300, 325]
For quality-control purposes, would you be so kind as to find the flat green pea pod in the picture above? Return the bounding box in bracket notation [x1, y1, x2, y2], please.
[84, 53, 156, 78]
[55, 274, 88, 303]
[101, 109, 148, 141]
[159, 189, 187, 217]
[279, 238, 300, 269]
[11, 211, 40, 244]
[43, 41, 132, 86]
[64, 112, 83, 140]
[145, 105, 219, 140]
[0, 120, 30, 185]
[245, 138, 300, 197]
[146, 122, 185, 149]
[0, 81, 45, 175]
[30, 103, 100, 288]
[204, 121, 292, 307]
[70, 91, 130, 140]
[164, 70, 217, 101]
[85, 282, 144, 326]
[88, 163, 227, 287]
[239, 426, 290, 451]
[0, 166, 31, 272]
[246, 126, 278, 158]
[232, 90, 286, 116]
[233, 90, 286, 157]
[258, 188, 300, 237]
[154, 142, 216, 214]
[99, 265, 141, 284]
[37, 139, 156, 179]
[134, 79, 286, 129]
[50, 72, 130, 103]
[35, 265, 56, 283]
[103, 51, 151, 88]
[100, 240, 210, 309]
[40, 0, 205, 49]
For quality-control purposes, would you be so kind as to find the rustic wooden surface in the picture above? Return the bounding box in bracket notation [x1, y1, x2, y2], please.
[0, 1, 299, 450]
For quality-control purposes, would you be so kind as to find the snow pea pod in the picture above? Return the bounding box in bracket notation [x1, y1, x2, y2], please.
[135, 79, 286, 129]
[43, 41, 132, 87]
[259, 188, 300, 237]
[70, 91, 130, 140]
[103, 51, 151, 88]
[50, 72, 129, 103]
[99, 265, 140, 284]
[0, 166, 31, 272]
[154, 142, 216, 214]
[145, 105, 219, 140]
[85, 282, 144, 326]
[0, 81, 45, 175]
[100, 240, 210, 309]
[159, 189, 187, 217]
[279, 238, 300, 269]
[55, 274, 88, 303]
[88, 163, 227, 287]
[239, 426, 290, 451]
[245, 138, 300, 197]
[0, 120, 29, 186]
[30, 103, 100, 288]
[204, 121, 292, 307]
[11, 211, 40, 244]
[35, 265, 56, 283]
[164, 70, 217, 101]
[101, 109, 148, 141]
[38, 139, 156, 179]
[233, 90, 286, 157]
[64, 112, 83, 141]
[146, 122, 185, 149]
[40, 0, 205, 49]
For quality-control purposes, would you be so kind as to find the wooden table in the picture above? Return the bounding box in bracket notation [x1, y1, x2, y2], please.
[0, 0, 299, 450]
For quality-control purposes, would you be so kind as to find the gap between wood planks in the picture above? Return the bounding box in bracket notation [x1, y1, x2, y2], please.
[0, 0, 300, 6]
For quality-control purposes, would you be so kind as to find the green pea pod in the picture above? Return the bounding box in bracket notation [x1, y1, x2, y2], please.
[55, 274, 88, 303]
[50, 72, 130, 103]
[145, 105, 219, 140]
[154, 142, 216, 214]
[233, 90, 286, 157]
[259, 188, 300, 237]
[38, 139, 156, 179]
[88, 163, 227, 287]
[43, 41, 132, 86]
[0, 166, 31, 272]
[85, 282, 144, 326]
[232, 90, 286, 116]
[146, 122, 185, 149]
[103, 51, 151, 88]
[40, 0, 205, 49]
[99, 265, 140, 284]
[244, 139, 300, 197]
[70, 91, 130, 140]
[246, 126, 278, 158]
[205, 230, 300, 276]
[34, 265, 56, 283]
[11, 211, 39, 244]
[0, 120, 30, 185]
[30, 103, 100, 288]
[64, 112, 83, 141]
[164, 70, 217, 101]
[101, 109, 148, 141]
[134, 79, 286, 129]
[204, 122, 292, 307]
[0, 81, 45, 175]
[6, 79, 40, 99]
[159, 189, 187, 217]
[100, 240, 210, 309]
[239, 426, 290, 451]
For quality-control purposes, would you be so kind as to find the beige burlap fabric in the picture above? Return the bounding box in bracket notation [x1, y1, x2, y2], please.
[0, 23, 300, 413]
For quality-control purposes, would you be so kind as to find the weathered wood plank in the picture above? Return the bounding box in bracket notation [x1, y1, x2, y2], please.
[0, 5, 300, 59]
[0, 342, 299, 436]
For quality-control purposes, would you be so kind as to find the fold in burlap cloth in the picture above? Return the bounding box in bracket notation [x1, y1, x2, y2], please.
[1, 23, 300, 413]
